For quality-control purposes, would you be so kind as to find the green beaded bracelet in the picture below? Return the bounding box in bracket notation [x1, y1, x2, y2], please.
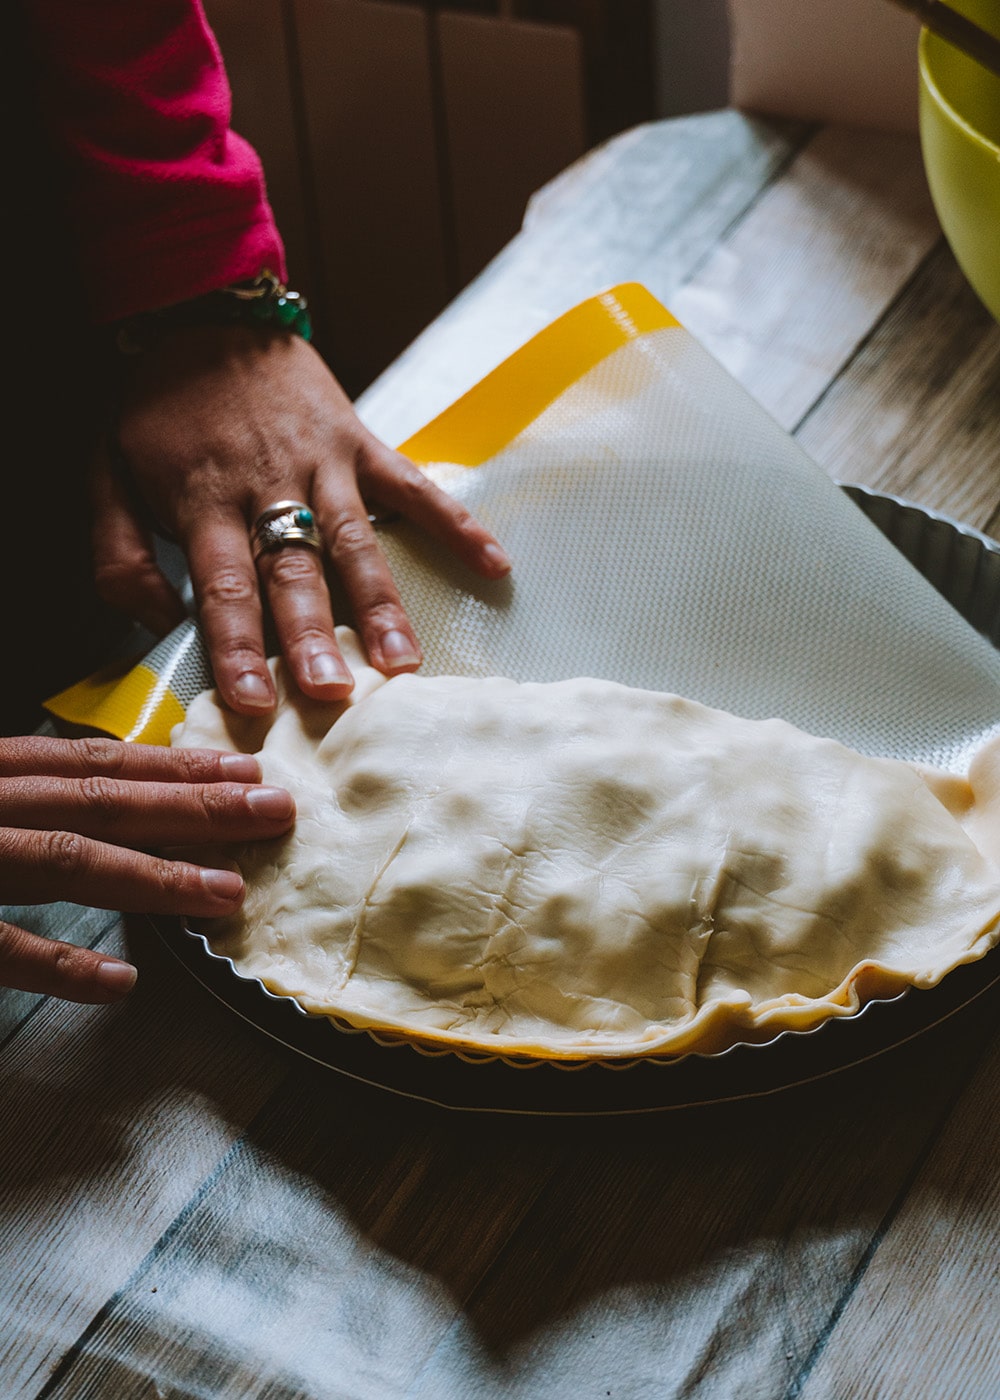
[115, 268, 312, 354]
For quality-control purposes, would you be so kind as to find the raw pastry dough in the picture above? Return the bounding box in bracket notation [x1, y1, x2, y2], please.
[174, 628, 1000, 1060]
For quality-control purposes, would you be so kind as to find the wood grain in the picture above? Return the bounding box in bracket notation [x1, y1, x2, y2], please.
[31, 1006, 1000, 1399]
[797, 1030, 1000, 1399]
[358, 109, 811, 446]
[407, 1016, 1000, 1399]
[35, 1073, 562, 1397]
[796, 242, 1000, 539]
[668, 126, 941, 430]
[0, 922, 286, 1395]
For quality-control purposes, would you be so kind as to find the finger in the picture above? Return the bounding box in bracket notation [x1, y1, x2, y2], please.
[0, 776, 294, 846]
[0, 919, 138, 1004]
[0, 735, 261, 785]
[186, 514, 275, 714]
[256, 541, 354, 700]
[360, 442, 512, 579]
[91, 441, 187, 636]
[312, 484, 423, 678]
[0, 828, 246, 915]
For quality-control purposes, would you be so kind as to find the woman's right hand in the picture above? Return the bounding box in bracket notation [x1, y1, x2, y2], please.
[100, 325, 511, 714]
[0, 735, 293, 1003]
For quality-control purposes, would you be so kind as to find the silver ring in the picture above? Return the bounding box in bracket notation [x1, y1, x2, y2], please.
[251, 500, 322, 564]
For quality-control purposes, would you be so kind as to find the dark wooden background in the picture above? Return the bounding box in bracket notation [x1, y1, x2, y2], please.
[206, 0, 658, 396]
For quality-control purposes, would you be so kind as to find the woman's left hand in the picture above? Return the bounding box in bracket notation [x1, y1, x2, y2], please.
[94, 323, 511, 715]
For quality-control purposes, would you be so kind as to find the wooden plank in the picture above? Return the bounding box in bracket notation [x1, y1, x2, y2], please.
[37, 1075, 561, 1397]
[407, 1009, 1000, 1398]
[795, 243, 1000, 540]
[668, 126, 941, 430]
[293, 0, 450, 395]
[10, 969, 1000, 1396]
[204, 0, 313, 310]
[796, 1026, 1000, 1399]
[0, 924, 286, 1395]
[38, 1005, 993, 1397]
[357, 109, 810, 447]
[437, 11, 586, 288]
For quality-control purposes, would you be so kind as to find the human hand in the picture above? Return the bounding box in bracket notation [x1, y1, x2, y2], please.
[95, 323, 511, 715]
[0, 736, 294, 1003]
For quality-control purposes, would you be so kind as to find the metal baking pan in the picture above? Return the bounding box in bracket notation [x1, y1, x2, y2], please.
[152, 486, 1000, 1113]
[840, 484, 1000, 647]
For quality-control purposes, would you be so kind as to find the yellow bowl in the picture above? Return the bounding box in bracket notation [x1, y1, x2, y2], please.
[918, 1, 1000, 321]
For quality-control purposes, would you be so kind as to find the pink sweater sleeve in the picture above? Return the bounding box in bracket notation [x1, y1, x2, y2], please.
[28, 0, 287, 324]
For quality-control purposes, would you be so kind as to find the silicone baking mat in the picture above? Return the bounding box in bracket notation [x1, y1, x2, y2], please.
[47, 284, 1000, 772]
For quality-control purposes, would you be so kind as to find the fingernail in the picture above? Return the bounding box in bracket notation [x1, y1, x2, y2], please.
[95, 958, 138, 994]
[232, 672, 273, 709]
[482, 543, 512, 574]
[245, 785, 295, 820]
[308, 652, 352, 687]
[201, 868, 244, 902]
[380, 630, 421, 668]
[219, 753, 262, 782]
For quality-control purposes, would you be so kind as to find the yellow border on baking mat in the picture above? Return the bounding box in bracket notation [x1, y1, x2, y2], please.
[399, 283, 679, 468]
[43, 283, 680, 742]
[45, 659, 186, 746]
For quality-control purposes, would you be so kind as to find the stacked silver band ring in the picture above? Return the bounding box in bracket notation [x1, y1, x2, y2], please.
[251, 501, 323, 563]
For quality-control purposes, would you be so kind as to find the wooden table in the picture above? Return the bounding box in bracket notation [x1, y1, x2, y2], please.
[3, 111, 999, 1399]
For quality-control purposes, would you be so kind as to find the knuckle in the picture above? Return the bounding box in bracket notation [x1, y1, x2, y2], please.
[77, 775, 125, 819]
[354, 581, 407, 626]
[199, 783, 238, 820]
[92, 558, 141, 604]
[286, 624, 336, 653]
[52, 943, 88, 979]
[174, 750, 217, 783]
[394, 465, 436, 507]
[452, 505, 479, 534]
[150, 855, 186, 901]
[216, 633, 265, 660]
[43, 830, 90, 878]
[73, 737, 127, 776]
[439, 496, 476, 533]
[199, 568, 258, 609]
[267, 548, 322, 588]
[325, 515, 375, 560]
[217, 641, 268, 676]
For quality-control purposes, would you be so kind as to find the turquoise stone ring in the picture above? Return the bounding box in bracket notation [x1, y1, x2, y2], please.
[251, 500, 323, 563]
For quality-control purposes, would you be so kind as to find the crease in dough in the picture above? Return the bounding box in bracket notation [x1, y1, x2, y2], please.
[340, 823, 413, 993]
[173, 627, 1000, 1061]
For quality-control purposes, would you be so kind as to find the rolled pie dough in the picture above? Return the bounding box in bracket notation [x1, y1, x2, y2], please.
[173, 628, 1000, 1060]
